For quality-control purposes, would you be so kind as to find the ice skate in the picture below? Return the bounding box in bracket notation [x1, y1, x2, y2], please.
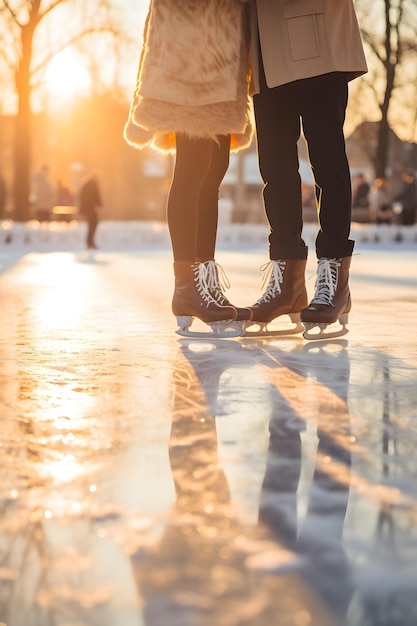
[172, 261, 244, 338]
[175, 317, 245, 339]
[244, 259, 308, 337]
[203, 260, 253, 322]
[301, 257, 351, 341]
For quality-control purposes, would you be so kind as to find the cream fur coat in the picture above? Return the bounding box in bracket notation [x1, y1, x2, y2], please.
[124, 0, 253, 153]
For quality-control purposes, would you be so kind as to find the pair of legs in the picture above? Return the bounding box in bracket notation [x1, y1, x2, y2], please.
[169, 133, 252, 335]
[167, 133, 230, 261]
[249, 69, 354, 337]
[253, 70, 354, 261]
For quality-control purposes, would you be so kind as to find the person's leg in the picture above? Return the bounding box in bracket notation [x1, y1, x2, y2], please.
[300, 73, 354, 259]
[195, 134, 252, 321]
[167, 133, 215, 261]
[254, 69, 308, 260]
[300, 74, 354, 336]
[196, 134, 230, 261]
[249, 68, 308, 328]
[87, 212, 98, 249]
[168, 134, 237, 333]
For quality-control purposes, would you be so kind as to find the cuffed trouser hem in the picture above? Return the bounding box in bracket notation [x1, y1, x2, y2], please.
[269, 244, 308, 261]
[316, 239, 355, 259]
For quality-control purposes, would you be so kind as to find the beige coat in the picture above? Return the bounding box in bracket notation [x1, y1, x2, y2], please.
[250, 0, 368, 93]
[124, 0, 253, 153]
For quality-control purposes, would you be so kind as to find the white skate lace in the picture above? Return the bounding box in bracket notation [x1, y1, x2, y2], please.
[193, 263, 218, 306]
[311, 258, 339, 306]
[256, 260, 286, 304]
[204, 261, 230, 304]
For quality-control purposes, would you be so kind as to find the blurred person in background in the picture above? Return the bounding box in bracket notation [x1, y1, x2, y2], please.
[32, 165, 54, 222]
[369, 177, 393, 225]
[124, 0, 253, 337]
[55, 180, 74, 208]
[0, 171, 6, 219]
[78, 173, 102, 250]
[393, 168, 417, 226]
[54, 180, 75, 223]
[352, 172, 370, 211]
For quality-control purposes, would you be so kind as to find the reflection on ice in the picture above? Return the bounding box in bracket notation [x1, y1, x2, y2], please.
[1, 250, 417, 625]
[128, 339, 354, 626]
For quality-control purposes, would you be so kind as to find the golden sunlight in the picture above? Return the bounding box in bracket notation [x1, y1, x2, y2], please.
[23, 252, 89, 328]
[45, 50, 91, 97]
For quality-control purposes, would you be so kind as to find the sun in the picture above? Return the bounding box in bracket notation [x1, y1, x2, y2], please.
[45, 50, 91, 97]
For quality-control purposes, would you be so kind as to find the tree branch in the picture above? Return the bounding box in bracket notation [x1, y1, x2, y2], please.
[0, 0, 22, 27]
[34, 0, 73, 26]
[30, 25, 122, 80]
[360, 28, 385, 66]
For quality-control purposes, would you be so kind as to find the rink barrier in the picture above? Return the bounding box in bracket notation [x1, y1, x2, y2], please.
[1, 220, 417, 250]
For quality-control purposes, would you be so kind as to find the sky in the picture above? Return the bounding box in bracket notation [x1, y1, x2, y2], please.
[118, 1, 148, 96]
[0, 0, 149, 114]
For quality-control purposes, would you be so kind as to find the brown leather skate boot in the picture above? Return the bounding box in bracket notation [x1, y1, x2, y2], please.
[172, 261, 242, 338]
[202, 260, 253, 322]
[301, 257, 351, 340]
[247, 259, 308, 335]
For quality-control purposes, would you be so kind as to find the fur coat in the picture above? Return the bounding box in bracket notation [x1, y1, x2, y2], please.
[124, 0, 253, 153]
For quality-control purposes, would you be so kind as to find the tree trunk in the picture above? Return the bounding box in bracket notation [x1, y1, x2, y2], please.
[12, 18, 36, 221]
[374, 116, 390, 179]
[13, 89, 32, 221]
[374, 60, 396, 179]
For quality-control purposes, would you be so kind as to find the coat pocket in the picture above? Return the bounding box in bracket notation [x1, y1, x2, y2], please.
[283, 0, 326, 61]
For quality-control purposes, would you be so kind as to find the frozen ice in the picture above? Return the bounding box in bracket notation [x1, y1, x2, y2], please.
[0, 220, 417, 626]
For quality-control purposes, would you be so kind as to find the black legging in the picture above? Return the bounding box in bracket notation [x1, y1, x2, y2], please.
[167, 133, 230, 261]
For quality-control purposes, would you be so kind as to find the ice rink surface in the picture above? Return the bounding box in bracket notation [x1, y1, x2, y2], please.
[0, 223, 416, 626]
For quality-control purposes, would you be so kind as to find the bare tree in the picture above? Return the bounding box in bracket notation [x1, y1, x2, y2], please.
[357, 0, 417, 178]
[0, 0, 122, 220]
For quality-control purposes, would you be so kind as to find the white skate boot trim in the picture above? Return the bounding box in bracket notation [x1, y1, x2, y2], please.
[303, 258, 349, 340]
[245, 261, 302, 336]
[254, 260, 286, 305]
[245, 260, 303, 336]
[204, 260, 230, 305]
[175, 316, 245, 339]
[244, 312, 303, 337]
[310, 258, 339, 306]
[193, 262, 218, 307]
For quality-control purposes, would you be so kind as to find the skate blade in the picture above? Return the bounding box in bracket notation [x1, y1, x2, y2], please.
[243, 313, 303, 338]
[176, 320, 245, 339]
[302, 321, 349, 341]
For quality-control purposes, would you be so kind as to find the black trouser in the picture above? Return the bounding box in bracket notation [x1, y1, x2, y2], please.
[254, 69, 354, 260]
[167, 133, 230, 261]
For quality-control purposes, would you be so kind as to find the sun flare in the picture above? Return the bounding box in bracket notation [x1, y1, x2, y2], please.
[45, 50, 91, 97]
